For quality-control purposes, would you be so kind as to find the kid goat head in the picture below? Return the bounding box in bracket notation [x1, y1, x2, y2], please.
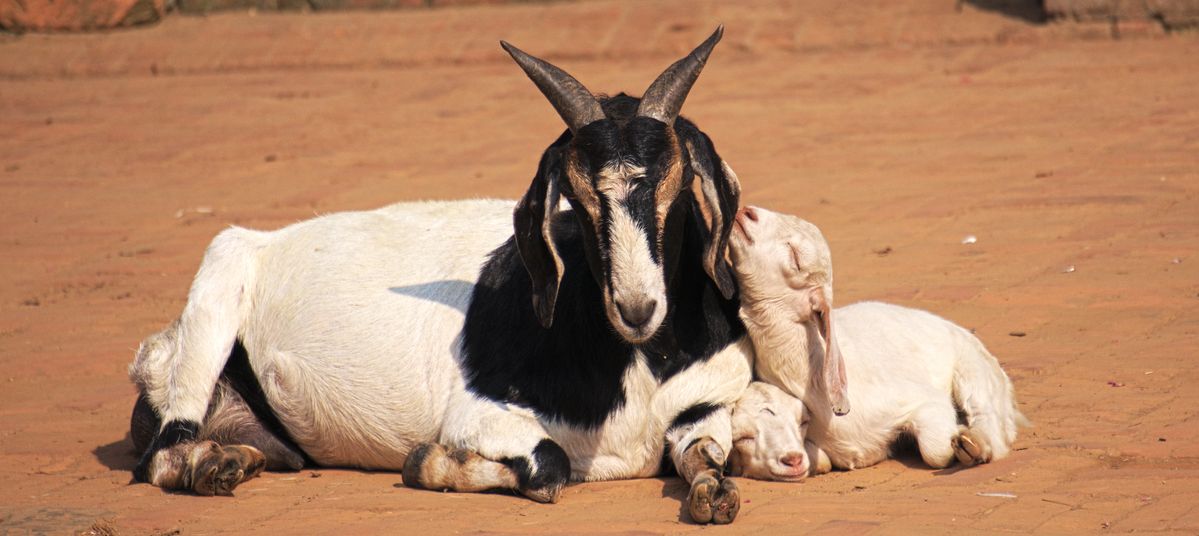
[503, 26, 740, 344]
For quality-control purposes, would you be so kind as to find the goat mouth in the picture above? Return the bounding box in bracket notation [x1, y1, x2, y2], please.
[770, 469, 808, 482]
[733, 212, 754, 244]
[622, 327, 654, 344]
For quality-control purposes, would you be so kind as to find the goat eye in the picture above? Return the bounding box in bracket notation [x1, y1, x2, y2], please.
[789, 245, 804, 271]
[761, 408, 776, 416]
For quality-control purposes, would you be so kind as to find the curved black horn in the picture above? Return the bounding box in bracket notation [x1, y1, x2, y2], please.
[501, 41, 605, 132]
[636, 25, 723, 125]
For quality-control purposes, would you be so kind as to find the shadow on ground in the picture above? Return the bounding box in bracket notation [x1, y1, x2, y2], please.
[961, 0, 1047, 23]
[93, 434, 137, 473]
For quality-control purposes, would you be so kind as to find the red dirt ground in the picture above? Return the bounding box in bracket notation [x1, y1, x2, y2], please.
[2, 1, 1197, 534]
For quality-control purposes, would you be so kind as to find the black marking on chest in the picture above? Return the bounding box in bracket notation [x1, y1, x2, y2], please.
[460, 208, 744, 429]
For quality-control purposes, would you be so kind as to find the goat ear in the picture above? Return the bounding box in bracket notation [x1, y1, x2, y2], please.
[514, 148, 565, 328]
[811, 290, 850, 416]
[684, 135, 740, 300]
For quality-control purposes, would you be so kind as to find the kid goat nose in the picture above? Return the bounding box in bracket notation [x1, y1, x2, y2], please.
[781, 452, 806, 468]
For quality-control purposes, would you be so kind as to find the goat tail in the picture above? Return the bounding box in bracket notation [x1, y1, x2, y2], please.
[129, 225, 268, 430]
[950, 332, 1027, 461]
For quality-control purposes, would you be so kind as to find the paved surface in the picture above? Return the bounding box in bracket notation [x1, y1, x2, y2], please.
[2, 1, 1198, 533]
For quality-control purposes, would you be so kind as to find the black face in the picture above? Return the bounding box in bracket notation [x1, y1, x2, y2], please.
[505, 27, 739, 342]
[556, 103, 692, 344]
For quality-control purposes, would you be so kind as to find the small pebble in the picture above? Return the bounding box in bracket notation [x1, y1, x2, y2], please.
[1062, 265, 1076, 273]
[961, 235, 977, 245]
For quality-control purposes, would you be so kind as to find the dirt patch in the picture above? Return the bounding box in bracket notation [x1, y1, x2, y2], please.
[1, 1, 1197, 534]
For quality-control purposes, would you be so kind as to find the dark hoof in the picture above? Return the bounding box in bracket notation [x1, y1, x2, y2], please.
[712, 477, 740, 524]
[517, 439, 570, 504]
[521, 483, 563, 504]
[401, 442, 443, 490]
[192, 443, 265, 496]
[952, 430, 992, 467]
[688, 472, 740, 524]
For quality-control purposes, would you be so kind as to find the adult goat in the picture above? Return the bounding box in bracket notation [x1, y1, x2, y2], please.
[130, 27, 754, 524]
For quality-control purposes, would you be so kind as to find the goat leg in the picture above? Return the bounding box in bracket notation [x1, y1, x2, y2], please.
[679, 437, 740, 524]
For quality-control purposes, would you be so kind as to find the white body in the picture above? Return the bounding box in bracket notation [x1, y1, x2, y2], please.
[762, 301, 1023, 470]
[130, 199, 752, 480]
[727, 206, 1024, 473]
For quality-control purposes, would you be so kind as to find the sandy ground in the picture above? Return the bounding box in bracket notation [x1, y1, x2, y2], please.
[2, 1, 1198, 534]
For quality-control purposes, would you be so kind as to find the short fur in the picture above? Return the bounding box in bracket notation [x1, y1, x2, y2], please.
[129, 199, 752, 501]
[728, 381, 830, 481]
[130, 29, 755, 523]
[727, 207, 1027, 472]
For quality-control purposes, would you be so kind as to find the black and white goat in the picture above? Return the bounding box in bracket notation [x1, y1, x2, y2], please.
[129, 28, 754, 524]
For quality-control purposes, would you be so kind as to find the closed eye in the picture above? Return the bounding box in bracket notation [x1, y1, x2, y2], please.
[761, 408, 776, 416]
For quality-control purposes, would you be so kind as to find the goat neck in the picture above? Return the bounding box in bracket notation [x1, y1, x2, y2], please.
[738, 300, 817, 402]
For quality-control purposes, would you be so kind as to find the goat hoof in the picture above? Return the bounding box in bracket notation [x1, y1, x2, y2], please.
[688, 472, 718, 523]
[711, 477, 740, 524]
[521, 483, 563, 504]
[688, 471, 738, 524]
[401, 442, 446, 490]
[953, 430, 992, 467]
[192, 443, 265, 496]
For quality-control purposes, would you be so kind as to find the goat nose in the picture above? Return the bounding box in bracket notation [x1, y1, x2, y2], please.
[780, 452, 806, 468]
[616, 297, 657, 328]
[742, 206, 759, 222]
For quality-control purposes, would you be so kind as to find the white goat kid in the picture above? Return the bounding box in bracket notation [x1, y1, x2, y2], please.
[726, 206, 1026, 472]
[727, 381, 831, 481]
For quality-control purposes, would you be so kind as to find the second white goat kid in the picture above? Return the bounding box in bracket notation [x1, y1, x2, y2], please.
[727, 381, 831, 481]
[727, 206, 1026, 472]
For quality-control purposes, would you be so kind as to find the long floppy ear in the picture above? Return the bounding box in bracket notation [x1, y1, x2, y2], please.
[810, 290, 849, 416]
[514, 147, 565, 328]
[683, 132, 740, 299]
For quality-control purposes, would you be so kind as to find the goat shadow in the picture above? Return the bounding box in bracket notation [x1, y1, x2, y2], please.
[388, 280, 475, 314]
[887, 436, 971, 475]
[958, 0, 1047, 23]
[657, 476, 697, 524]
[93, 433, 138, 474]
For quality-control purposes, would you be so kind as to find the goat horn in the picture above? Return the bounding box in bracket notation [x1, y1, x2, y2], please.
[636, 25, 723, 125]
[501, 41, 606, 132]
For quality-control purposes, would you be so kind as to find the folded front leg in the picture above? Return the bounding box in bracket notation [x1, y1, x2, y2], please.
[404, 392, 570, 503]
[666, 404, 740, 524]
[145, 440, 265, 496]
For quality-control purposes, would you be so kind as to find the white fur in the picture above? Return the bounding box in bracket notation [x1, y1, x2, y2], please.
[728, 382, 827, 481]
[727, 207, 1026, 472]
[599, 162, 668, 342]
[130, 199, 750, 481]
